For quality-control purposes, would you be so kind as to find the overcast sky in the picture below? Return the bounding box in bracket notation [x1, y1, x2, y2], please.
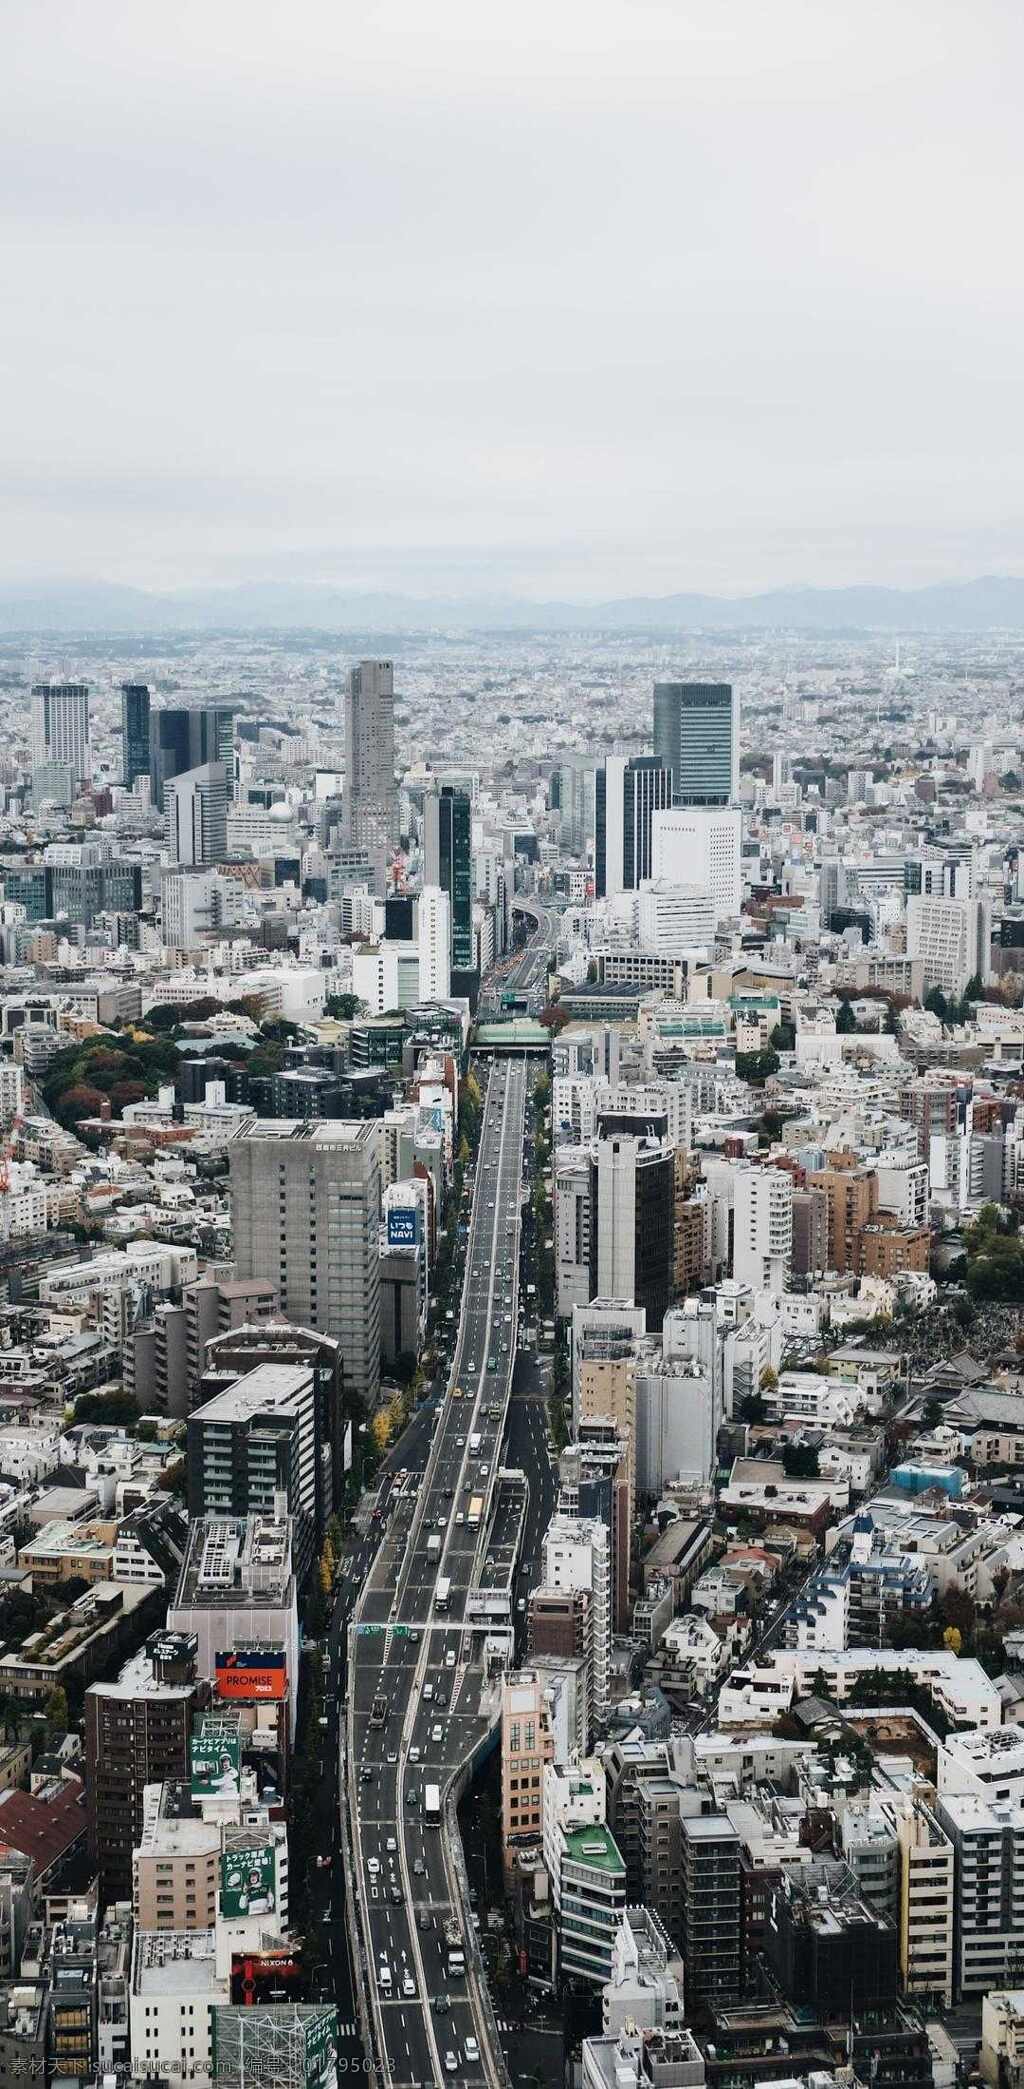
[3, 0, 1023, 599]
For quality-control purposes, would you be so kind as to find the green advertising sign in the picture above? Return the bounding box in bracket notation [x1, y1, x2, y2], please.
[191, 1723, 241, 1800]
[303, 2009, 338, 2088]
[220, 1841, 276, 1919]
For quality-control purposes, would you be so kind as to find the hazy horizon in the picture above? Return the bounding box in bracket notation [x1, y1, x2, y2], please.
[5, 2, 1024, 597]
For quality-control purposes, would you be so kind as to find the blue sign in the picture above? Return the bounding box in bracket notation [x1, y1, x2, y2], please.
[388, 1207, 418, 1246]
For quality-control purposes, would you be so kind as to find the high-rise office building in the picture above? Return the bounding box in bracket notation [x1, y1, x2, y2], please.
[150, 705, 235, 811]
[85, 1638, 198, 1901]
[589, 1133, 674, 1332]
[164, 762, 228, 866]
[654, 680, 737, 807]
[229, 1120, 382, 1407]
[551, 755, 600, 856]
[650, 804, 742, 924]
[417, 885, 452, 1002]
[185, 1360, 327, 1580]
[121, 683, 151, 789]
[424, 785, 474, 974]
[30, 680, 91, 783]
[595, 756, 673, 899]
[344, 659, 397, 881]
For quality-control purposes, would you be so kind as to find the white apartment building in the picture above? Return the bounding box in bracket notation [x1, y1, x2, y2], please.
[417, 884, 452, 1002]
[650, 805, 742, 925]
[906, 892, 988, 997]
[633, 1354, 719, 1488]
[129, 1930, 229, 2086]
[543, 1515, 611, 1721]
[542, 1758, 607, 1880]
[556, 1150, 593, 1318]
[351, 940, 420, 1015]
[732, 1166, 793, 1296]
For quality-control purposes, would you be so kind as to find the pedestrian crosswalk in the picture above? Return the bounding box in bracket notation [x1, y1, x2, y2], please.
[336, 2022, 360, 2041]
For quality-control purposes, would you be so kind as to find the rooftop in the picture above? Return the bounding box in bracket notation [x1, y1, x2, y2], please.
[189, 1362, 312, 1425]
[563, 1823, 624, 1875]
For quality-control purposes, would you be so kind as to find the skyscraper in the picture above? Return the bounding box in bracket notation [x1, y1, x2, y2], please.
[150, 705, 235, 811]
[653, 681, 737, 806]
[229, 1120, 382, 1407]
[344, 659, 397, 882]
[164, 762, 228, 866]
[121, 682, 151, 789]
[30, 680, 91, 783]
[594, 755, 673, 899]
[424, 784, 474, 973]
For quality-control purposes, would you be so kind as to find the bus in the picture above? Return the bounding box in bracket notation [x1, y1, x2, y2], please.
[424, 1782, 441, 1824]
[435, 1576, 451, 1611]
[467, 1496, 483, 1529]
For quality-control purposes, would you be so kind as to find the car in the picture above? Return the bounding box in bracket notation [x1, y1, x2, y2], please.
[409, 1744, 421, 1762]
[419, 1909, 432, 1930]
[386, 1836, 397, 1853]
[403, 1973, 416, 1997]
[387, 1749, 398, 1764]
[455, 1436, 465, 1447]
[465, 2038, 479, 2063]
[367, 1857, 380, 1876]
[445, 1649, 456, 1668]
[455, 1512, 464, 1526]
[434, 1993, 449, 2011]
[431, 1723, 443, 1742]
[516, 1597, 526, 1611]
[414, 1856, 426, 1875]
[423, 1682, 434, 1701]
[390, 1886, 402, 1905]
[445, 2053, 458, 2074]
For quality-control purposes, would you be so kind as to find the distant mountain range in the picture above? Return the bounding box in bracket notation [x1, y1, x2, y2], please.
[3, 574, 1024, 634]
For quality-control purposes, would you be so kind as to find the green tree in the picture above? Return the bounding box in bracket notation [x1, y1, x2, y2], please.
[44, 1686, 69, 1734]
[325, 992, 363, 1020]
[835, 999, 857, 1035]
[735, 1049, 780, 1086]
[782, 1442, 820, 1479]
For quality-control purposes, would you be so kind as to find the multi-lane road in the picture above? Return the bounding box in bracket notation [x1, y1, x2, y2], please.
[341, 902, 559, 2088]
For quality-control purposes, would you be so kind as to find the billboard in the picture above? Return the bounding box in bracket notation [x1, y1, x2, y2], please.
[221, 1841, 276, 1918]
[216, 1647, 288, 1703]
[191, 1723, 241, 1799]
[303, 2009, 338, 2089]
[230, 1951, 303, 2005]
[387, 1205, 418, 1247]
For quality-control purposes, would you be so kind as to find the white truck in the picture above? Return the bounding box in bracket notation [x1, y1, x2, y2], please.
[426, 1533, 442, 1561]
